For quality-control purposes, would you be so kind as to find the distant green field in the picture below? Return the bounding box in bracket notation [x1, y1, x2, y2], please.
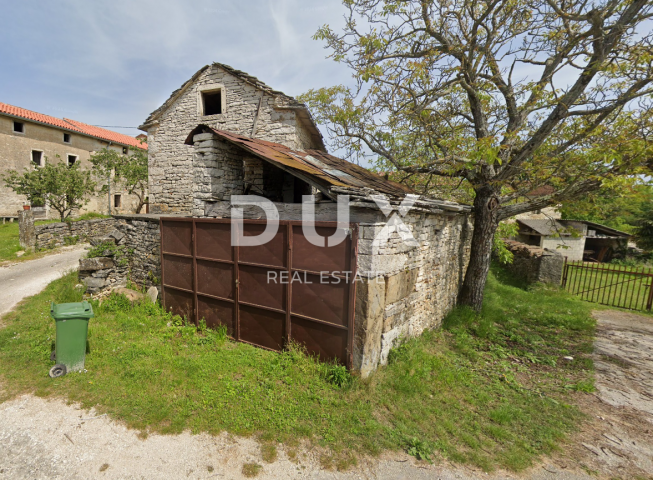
[563, 263, 653, 311]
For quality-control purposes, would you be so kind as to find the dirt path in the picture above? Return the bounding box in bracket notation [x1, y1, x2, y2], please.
[0, 394, 594, 480]
[0, 245, 86, 316]
[549, 310, 653, 478]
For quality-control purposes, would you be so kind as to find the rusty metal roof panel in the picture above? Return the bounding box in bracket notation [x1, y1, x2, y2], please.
[185, 126, 412, 196]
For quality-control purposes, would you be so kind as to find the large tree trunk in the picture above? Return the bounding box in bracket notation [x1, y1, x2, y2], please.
[458, 187, 501, 311]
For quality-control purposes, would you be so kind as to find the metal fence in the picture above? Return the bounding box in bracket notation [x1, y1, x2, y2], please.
[562, 260, 653, 311]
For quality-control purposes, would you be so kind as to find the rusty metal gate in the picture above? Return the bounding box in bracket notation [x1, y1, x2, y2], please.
[562, 259, 653, 312]
[160, 218, 358, 367]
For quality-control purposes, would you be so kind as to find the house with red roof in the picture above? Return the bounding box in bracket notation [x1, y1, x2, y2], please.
[0, 102, 147, 219]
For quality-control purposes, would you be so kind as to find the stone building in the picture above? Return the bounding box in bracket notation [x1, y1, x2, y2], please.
[516, 218, 630, 262]
[0, 102, 147, 219]
[119, 64, 474, 375]
[138, 63, 325, 214]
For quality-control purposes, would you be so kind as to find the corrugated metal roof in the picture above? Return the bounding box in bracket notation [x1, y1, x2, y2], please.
[185, 126, 415, 198]
[517, 219, 571, 236]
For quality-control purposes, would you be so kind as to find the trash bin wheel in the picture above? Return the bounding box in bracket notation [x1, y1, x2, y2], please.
[50, 350, 56, 362]
[49, 364, 67, 378]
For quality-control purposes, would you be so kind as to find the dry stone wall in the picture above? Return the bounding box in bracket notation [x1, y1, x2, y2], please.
[145, 65, 322, 214]
[501, 240, 564, 285]
[78, 214, 162, 293]
[34, 218, 116, 250]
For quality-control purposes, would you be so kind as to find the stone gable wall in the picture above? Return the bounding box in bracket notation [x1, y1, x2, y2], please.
[145, 65, 322, 214]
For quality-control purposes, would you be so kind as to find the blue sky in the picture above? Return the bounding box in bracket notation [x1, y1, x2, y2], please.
[0, 0, 351, 137]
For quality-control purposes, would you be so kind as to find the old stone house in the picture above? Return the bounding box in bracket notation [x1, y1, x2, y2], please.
[0, 102, 147, 219]
[138, 63, 325, 214]
[516, 218, 630, 262]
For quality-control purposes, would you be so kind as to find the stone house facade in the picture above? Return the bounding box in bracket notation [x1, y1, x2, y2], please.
[138, 63, 325, 214]
[0, 102, 147, 219]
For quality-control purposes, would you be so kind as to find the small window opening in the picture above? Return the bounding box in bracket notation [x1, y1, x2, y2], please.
[114, 194, 121, 208]
[122, 146, 128, 154]
[31, 150, 43, 167]
[13, 121, 24, 133]
[63, 133, 71, 143]
[67, 155, 78, 167]
[202, 90, 222, 116]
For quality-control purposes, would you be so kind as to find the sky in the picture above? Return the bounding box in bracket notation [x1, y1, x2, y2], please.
[0, 0, 351, 138]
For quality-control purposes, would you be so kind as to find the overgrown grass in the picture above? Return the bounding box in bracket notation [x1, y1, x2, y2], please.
[0, 222, 23, 261]
[0, 266, 595, 472]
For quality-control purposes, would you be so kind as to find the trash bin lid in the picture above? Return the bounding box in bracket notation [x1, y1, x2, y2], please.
[50, 301, 94, 320]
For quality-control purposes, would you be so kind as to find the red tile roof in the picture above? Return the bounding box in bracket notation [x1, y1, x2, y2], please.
[0, 102, 147, 150]
[64, 118, 147, 150]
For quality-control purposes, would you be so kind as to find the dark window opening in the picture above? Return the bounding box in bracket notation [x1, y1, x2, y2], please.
[31, 150, 43, 167]
[114, 194, 121, 208]
[63, 133, 71, 143]
[202, 90, 222, 116]
[67, 155, 77, 167]
[13, 121, 24, 133]
[122, 146, 128, 154]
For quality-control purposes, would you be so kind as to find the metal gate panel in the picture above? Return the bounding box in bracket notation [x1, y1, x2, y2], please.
[160, 217, 358, 367]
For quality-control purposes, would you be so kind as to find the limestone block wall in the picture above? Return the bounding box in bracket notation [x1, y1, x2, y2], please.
[191, 133, 245, 216]
[353, 212, 472, 376]
[34, 218, 117, 250]
[78, 205, 472, 378]
[145, 64, 323, 214]
[501, 240, 564, 285]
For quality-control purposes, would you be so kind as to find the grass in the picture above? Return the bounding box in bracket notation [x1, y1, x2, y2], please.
[0, 222, 25, 261]
[0, 212, 111, 262]
[0, 266, 596, 472]
[564, 262, 653, 311]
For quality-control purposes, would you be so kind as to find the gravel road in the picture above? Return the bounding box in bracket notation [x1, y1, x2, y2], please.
[0, 246, 86, 316]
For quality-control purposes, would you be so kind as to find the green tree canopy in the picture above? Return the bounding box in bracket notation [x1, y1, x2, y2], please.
[301, 0, 653, 310]
[90, 146, 148, 214]
[3, 156, 96, 222]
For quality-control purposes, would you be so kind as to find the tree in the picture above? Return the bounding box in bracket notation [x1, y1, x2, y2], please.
[560, 183, 653, 233]
[119, 148, 148, 214]
[3, 156, 96, 222]
[89, 147, 122, 215]
[301, 0, 653, 310]
[90, 146, 148, 214]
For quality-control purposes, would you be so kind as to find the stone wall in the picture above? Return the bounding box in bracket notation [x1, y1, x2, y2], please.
[78, 214, 162, 293]
[354, 212, 472, 376]
[501, 240, 564, 285]
[78, 206, 472, 377]
[203, 200, 472, 377]
[143, 64, 324, 214]
[34, 218, 117, 250]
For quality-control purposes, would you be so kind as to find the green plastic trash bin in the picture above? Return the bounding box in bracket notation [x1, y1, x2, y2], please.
[50, 301, 94, 377]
